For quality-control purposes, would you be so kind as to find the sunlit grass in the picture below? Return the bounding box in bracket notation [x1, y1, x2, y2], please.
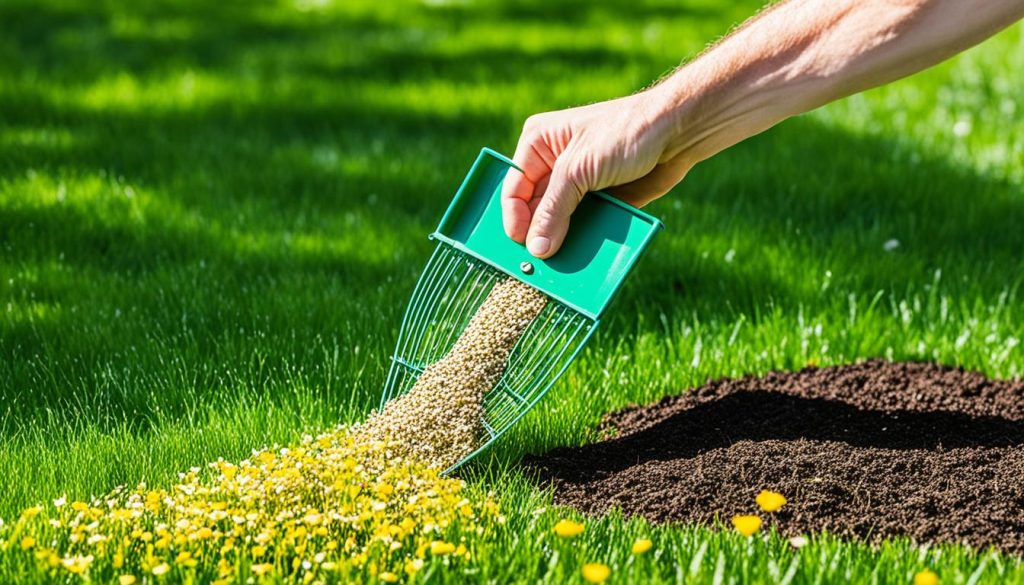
[1, 0, 1022, 581]
[1, 427, 502, 582]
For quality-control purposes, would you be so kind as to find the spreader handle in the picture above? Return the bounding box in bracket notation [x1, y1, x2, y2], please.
[433, 148, 664, 320]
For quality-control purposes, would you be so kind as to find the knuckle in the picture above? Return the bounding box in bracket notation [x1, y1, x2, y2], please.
[522, 130, 542, 146]
[561, 165, 587, 195]
[532, 203, 559, 228]
[523, 114, 543, 131]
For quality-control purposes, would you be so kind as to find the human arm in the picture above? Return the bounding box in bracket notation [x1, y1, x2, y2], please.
[501, 0, 1024, 258]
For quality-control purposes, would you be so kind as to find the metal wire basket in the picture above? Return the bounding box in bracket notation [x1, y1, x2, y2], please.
[380, 148, 662, 473]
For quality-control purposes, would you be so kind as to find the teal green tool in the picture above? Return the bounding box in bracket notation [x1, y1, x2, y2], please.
[380, 148, 663, 473]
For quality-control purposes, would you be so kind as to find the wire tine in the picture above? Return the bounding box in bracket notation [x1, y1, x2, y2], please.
[394, 245, 447, 365]
[494, 318, 595, 435]
[516, 317, 588, 402]
[487, 380, 526, 429]
[502, 301, 556, 375]
[520, 306, 569, 382]
[425, 255, 484, 362]
[417, 263, 460, 363]
[382, 245, 446, 405]
[484, 303, 564, 425]
[388, 245, 458, 402]
[490, 311, 590, 432]
[486, 309, 562, 425]
[501, 381, 527, 404]
[429, 263, 495, 364]
[423, 262, 471, 352]
[488, 301, 563, 422]
[412, 265, 459, 360]
[504, 304, 566, 391]
[391, 356, 425, 374]
[429, 259, 492, 362]
[404, 247, 462, 367]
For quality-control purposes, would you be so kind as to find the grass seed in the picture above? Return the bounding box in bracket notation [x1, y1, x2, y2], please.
[358, 277, 547, 470]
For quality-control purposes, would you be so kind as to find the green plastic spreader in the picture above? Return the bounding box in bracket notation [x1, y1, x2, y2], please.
[380, 148, 663, 473]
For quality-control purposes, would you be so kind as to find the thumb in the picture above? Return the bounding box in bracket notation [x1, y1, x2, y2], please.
[525, 155, 585, 259]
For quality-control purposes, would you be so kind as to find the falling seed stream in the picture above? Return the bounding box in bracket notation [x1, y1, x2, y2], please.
[358, 278, 548, 470]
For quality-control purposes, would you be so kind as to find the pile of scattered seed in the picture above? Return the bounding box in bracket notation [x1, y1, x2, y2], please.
[359, 278, 547, 470]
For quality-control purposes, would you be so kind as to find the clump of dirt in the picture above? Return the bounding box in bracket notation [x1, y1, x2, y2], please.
[359, 278, 547, 470]
[523, 360, 1024, 553]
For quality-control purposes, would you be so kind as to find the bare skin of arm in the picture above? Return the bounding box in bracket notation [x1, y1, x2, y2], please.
[501, 0, 1024, 258]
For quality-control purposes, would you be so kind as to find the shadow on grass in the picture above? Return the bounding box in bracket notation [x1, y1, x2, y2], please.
[0, 0, 1022, 436]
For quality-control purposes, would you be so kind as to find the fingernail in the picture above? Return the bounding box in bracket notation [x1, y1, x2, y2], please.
[528, 236, 550, 256]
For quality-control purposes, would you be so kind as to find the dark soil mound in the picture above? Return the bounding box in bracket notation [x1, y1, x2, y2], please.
[523, 360, 1024, 553]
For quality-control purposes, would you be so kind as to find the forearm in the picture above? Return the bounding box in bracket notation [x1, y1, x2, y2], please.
[650, 0, 1024, 164]
[500, 0, 1021, 258]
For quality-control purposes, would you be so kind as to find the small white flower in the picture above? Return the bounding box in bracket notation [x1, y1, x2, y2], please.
[883, 239, 900, 252]
[952, 119, 972, 137]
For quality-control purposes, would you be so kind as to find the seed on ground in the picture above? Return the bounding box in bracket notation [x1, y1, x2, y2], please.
[0, 276, 547, 580]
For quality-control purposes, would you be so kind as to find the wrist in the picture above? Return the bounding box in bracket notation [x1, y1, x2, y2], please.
[642, 66, 714, 165]
[648, 51, 799, 166]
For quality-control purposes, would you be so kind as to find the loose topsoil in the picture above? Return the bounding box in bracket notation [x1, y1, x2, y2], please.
[523, 360, 1024, 553]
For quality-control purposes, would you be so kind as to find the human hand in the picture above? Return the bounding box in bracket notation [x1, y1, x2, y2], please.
[501, 0, 1024, 261]
[500, 90, 692, 259]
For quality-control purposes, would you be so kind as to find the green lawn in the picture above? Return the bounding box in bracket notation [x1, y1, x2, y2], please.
[2, 0, 1023, 582]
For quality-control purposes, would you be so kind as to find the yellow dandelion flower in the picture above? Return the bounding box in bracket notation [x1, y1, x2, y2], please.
[196, 526, 214, 539]
[61, 554, 94, 575]
[252, 563, 274, 577]
[732, 515, 762, 537]
[914, 569, 939, 585]
[631, 538, 653, 555]
[151, 562, 170, 576]
[175, 551, 198, 568]
[0, 425, 510, 582]
[581, 563, 611, 584]
[553, 519, 585, 538]
[755, 490, 787, 513]
[430, 541, 456, 555]
[405, 558, 424, 575]
[21, 505, 44, 518]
